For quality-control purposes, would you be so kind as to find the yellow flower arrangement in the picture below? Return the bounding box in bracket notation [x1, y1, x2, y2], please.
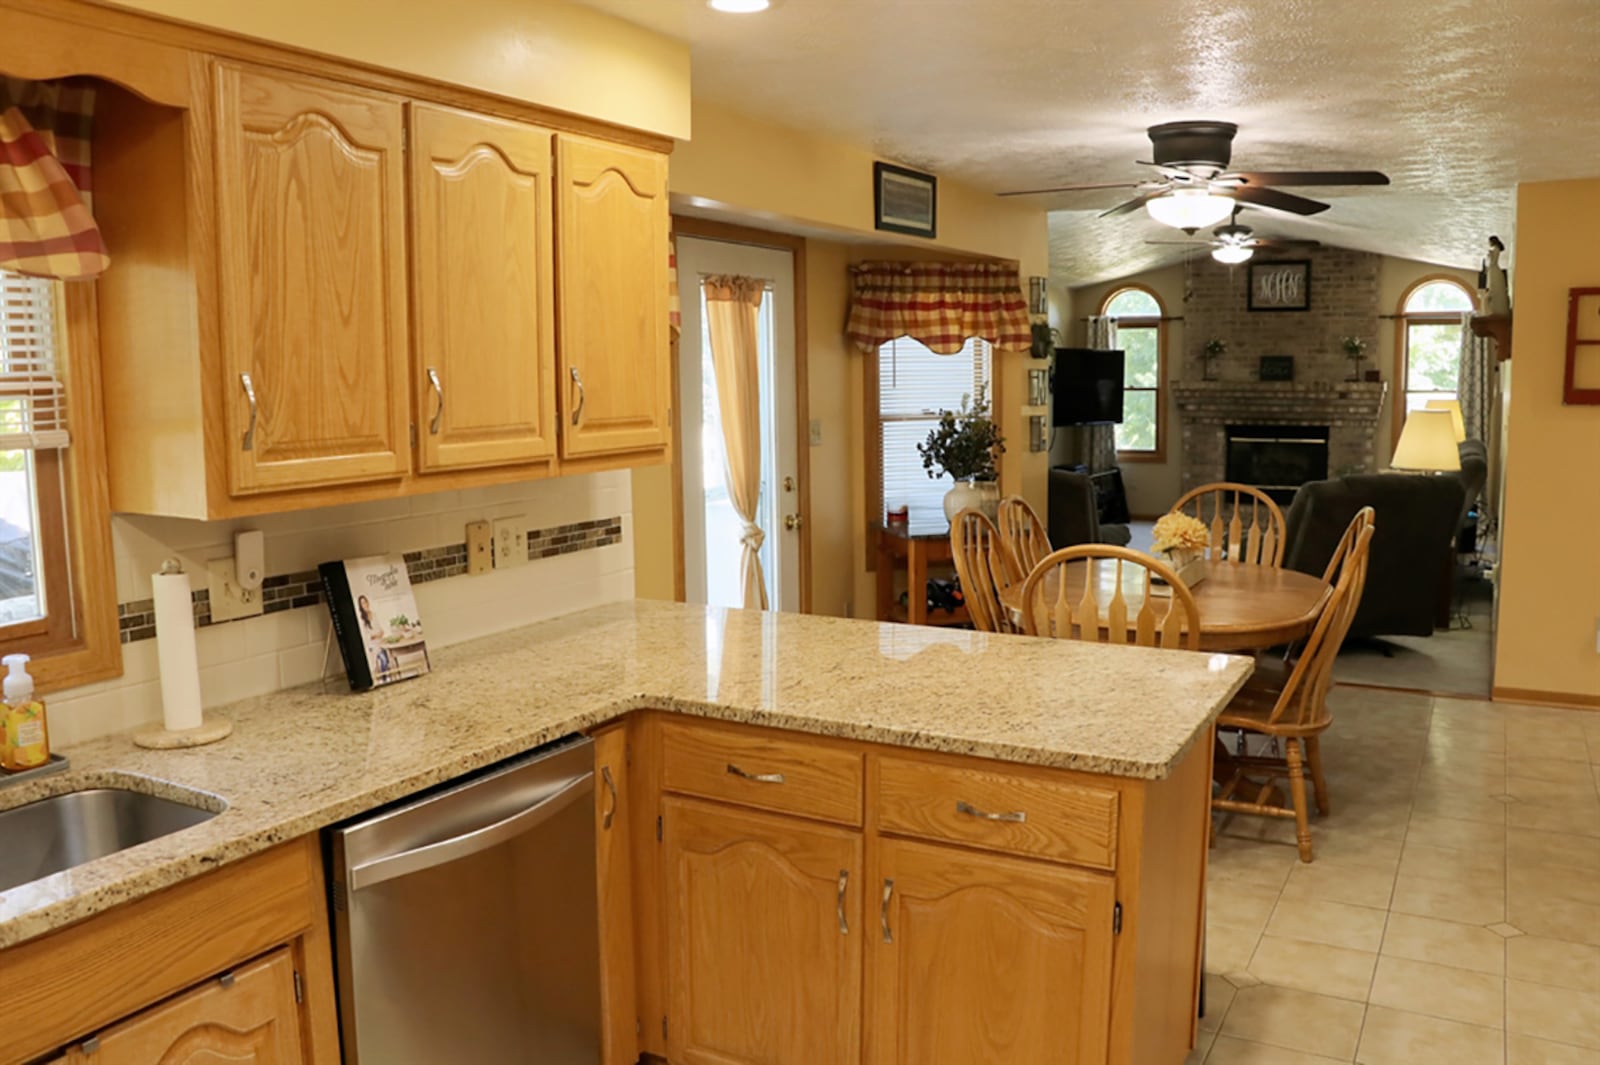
[1151, 512, 1210, 554]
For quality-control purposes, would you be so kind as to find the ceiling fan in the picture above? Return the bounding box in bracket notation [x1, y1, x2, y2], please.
[1146, 205, 1321, 264]
[1000, 120, 1389, 230]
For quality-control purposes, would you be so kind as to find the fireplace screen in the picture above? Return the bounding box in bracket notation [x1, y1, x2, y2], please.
[1225, 424, 1331, 503]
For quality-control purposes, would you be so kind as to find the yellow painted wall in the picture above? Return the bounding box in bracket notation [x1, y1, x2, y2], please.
[103, 0, 691, 137]
[1493, 178, 1600, 700]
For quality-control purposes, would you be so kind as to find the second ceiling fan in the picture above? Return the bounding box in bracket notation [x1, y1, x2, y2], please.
[1001, 120, 1389, 230]
[1148, 205, 1320, 263]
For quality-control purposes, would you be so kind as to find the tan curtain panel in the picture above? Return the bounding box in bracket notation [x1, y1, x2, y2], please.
[0, 78, 108, 280]
[846, 260, 1030, 355]
[667, 230, 681, 338]
[703, 274, 768, 610]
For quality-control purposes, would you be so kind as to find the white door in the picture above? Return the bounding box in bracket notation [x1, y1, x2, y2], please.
[676, 237, 800, 611]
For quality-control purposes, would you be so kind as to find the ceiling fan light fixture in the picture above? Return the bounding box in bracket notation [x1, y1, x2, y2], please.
[1146, 189, 1236, 230]
[1212, 244, 1254, 265]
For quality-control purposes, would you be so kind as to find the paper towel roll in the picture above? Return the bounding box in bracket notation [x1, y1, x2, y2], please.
[152, 569, 204, 732]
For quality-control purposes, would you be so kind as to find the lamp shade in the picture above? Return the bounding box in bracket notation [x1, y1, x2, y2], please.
[1212, 244, 1253, 264]
[1424, 398, 1466, 443]
[1391, 409, 1461, 472]
[1146, 190, 1236, 230]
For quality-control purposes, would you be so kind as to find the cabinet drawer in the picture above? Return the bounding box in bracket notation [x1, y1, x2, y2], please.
[874, 755, 1119, 869]
[660, 720, 863, 826]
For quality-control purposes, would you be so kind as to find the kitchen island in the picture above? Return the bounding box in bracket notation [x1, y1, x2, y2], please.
[1, 600, 1251, 1064]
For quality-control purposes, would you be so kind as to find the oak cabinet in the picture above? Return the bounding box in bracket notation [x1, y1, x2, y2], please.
[556, 135, 673, 459]
[663, 797, 863, 1065]
[867, 838, 1116, 1065]
[410, 104, 559, 473]
[64, 949, 305, 1065]
[592, 724, 639, 1065]
[215, 64, 412, 494]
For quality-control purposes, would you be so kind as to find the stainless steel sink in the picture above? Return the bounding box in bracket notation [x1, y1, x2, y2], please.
[0, 787, 222, 892]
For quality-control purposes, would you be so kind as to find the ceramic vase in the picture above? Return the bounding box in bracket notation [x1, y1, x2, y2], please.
[943, 478, 1000, 523]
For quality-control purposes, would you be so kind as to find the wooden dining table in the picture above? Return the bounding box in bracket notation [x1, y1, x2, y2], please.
[999, 559, 1331, 653]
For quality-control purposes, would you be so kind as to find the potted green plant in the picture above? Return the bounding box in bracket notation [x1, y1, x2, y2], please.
[917, 383, 1006, 521]
[1342, 336, 1367, 381]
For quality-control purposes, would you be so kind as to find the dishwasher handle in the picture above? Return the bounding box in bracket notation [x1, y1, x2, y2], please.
[348, 771, 594, 891]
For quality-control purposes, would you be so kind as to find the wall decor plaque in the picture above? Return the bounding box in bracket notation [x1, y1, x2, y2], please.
[1248, 260, 1312, 311]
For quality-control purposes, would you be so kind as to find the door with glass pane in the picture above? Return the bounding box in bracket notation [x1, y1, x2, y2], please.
[675, 237, 800, 611]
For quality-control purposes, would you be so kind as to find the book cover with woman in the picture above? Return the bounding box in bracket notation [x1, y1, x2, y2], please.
[320, 555, 430, 690]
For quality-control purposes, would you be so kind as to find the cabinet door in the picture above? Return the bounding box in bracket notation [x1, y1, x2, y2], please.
[216, 64, 410, 493]
[80, 948, 304, 1064]
[556, 135, 671, 458]
[593, 724, 639, 1065]
[868, 838, 1116, 1065]
[410, 104, 558, 472]
[664, 797, 862, 1065]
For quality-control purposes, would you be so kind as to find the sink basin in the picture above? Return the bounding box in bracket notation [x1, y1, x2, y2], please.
[0, 787, 222, 892]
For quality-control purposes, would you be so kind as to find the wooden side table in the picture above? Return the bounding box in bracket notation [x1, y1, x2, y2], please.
[875, 521, 971, 627]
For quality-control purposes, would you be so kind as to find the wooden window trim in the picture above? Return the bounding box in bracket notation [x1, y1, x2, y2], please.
[1101, 286, 1167, 463]
[0, 285, 121, 692]
[1389, 275, 1475, 448]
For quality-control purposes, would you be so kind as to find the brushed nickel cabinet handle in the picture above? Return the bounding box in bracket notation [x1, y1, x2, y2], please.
[570, 366, 586, 426]
[239, 372, 257, 452]
[956, 800, 1027, 824]
[427, 367, 444, 435]
[601, 765, 617, 830]
[837, 869, 849, 935]
[726, 763, 785, 784]
[880, 878, 894, 944]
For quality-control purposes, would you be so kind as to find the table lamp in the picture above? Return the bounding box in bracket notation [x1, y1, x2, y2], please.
[1424, 398, 1467, 443]
[1391, 409, 1462, 472]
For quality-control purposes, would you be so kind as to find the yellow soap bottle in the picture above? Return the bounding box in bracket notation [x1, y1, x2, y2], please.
[0, 653, 49, 772]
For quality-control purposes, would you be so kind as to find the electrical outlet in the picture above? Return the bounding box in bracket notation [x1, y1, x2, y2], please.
[492, 516, 528, 569]
[466, 521, 493, 575]
[208, 557, 264, 623]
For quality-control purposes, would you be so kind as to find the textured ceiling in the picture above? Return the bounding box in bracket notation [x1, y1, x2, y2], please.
[576, 0, 1600, 286]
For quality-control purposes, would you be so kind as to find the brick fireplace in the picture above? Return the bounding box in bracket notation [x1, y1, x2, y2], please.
[1172, 381, 1388, 494]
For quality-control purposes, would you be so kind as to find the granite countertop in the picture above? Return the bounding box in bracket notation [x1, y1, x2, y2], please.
[0, 600, 1252, 949]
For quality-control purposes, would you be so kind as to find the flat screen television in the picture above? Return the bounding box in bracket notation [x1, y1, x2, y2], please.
[1053, 348, 1125, 426]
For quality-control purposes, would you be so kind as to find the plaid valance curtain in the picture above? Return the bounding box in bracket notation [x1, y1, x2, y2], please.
[846, 260, 1030, 355]
[0, 77, 108, 280]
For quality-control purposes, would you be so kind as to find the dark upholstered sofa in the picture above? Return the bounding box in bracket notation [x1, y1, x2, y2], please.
[1048, 468, 1132, 548]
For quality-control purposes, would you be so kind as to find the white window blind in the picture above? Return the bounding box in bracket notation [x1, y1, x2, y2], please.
[877, 335, 992, 525]
[0, 273, 68, 451]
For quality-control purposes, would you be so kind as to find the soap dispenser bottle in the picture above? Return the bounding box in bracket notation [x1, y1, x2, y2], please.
[1, 653, 49, 771]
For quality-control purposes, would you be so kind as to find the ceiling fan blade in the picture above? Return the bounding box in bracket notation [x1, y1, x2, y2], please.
[1228, 185, 1330, 216]
[1227, 170, 1390, 187]
[1253, 237, 1323, 248]
[1145, 240, 1216, 246]
[1099, 189, 1164, 218]
[997, 181, 1147, 197]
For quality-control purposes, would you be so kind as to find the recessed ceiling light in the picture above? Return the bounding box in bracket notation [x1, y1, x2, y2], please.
[708, 0, 770, 12]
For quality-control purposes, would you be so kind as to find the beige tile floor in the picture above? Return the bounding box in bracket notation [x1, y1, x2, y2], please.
[1189, 686, 1600, 1065]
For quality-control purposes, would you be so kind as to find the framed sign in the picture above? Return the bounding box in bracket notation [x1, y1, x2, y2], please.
[874, 162, 937, 238]
[1258, 355, 1295, 382]
[1564, 287, 1600, 405]
[1248, 260, 1311, 311]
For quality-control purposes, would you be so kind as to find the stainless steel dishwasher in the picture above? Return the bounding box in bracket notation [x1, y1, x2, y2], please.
[328, 735, 600, 1064]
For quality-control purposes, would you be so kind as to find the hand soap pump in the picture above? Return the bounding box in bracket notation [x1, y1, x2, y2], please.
[0, 653, 49, 772]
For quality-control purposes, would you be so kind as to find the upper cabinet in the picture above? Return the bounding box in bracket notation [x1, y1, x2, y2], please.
[557, 136, 673, 460]
[215, 65, 411, 494]
[410, 104, 558, 473]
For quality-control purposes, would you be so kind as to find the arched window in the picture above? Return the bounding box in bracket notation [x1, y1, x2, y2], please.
[1395, 277, 1475, 438]
[1101, 286, 1165, 459]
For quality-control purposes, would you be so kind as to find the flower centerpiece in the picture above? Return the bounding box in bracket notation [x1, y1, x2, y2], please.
[917, 383, 1006, 522]
[1201, 338, 1226, 381]
[1341, 336, 1367, 381]
[1150, 511, 1211, 587]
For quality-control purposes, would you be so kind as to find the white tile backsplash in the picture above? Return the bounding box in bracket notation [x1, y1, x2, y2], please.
[51, 471, 634, 747]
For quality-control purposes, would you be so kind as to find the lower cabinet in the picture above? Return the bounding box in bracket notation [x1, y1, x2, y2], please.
[867, 838, 1116, 1065]
[64, 949, 304, 1065]
[663, 797, 863, 1065]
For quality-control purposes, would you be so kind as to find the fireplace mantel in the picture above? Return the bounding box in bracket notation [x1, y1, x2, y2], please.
[1172, 381, 1388, 492]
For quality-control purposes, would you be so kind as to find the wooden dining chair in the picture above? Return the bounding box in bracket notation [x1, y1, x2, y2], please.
[1018, 545, 1202, 651]
[1171, 482, 1286, 567]
[1211, 508, 1376, 862]
[948, 508, 1018, 634]
[996, 496, 1051, 583]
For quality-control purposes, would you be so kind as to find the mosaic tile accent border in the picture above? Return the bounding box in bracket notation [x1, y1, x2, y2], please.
[116, 516, 624, 644]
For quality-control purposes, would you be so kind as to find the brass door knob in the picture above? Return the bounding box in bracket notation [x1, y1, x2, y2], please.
[784, 514, 803, 531]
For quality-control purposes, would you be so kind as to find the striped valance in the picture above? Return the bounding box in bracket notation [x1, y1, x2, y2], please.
[846, 260, 1030, 355]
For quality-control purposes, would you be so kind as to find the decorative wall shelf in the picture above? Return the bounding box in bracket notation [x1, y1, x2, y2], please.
[1470, 314, 1513, 362]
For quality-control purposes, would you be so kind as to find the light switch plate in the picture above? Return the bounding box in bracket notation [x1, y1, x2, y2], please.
[466, 521, 492, 576]
[809, 419, 823, 446]
[208, 557, 264, 623]
[1029, 415, 1048, 453]
[492, 516, 528, 569]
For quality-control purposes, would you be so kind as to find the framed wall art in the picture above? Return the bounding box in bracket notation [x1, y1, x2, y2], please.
[873, 162, 937, 238]
[1248, 260, 1311, 312]
[1564, 286, 1600, 405]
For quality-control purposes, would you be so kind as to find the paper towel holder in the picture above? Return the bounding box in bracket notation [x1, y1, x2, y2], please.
[134, 559, 234, 751]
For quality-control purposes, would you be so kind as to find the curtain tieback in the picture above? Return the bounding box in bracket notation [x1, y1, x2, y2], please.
[740, 522, 765, 552]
